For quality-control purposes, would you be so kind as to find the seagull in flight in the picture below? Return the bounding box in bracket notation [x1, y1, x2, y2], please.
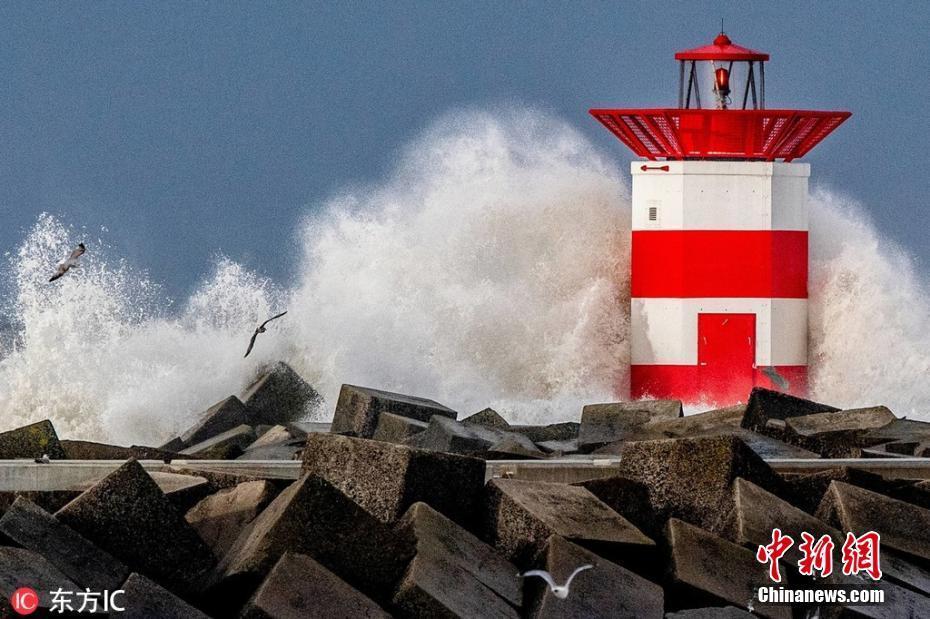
[520, 564, 593, 599]
[49, 243, 86, 282]
[244, 311, 287, 358]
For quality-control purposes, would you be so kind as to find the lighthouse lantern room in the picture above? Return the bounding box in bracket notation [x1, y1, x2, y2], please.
[591, 33, 850, 405]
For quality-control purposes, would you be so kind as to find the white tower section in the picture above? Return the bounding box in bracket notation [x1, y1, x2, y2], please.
[630, 161, 810, 403]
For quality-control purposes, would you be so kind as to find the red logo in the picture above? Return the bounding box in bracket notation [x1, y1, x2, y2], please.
[10, 587, 39, 615]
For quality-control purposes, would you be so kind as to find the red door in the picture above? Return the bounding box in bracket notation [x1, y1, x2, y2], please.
[698, 313, 756, 405]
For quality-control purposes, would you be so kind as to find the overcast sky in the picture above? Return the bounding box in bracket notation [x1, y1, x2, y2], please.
[2, 2, 928, 299]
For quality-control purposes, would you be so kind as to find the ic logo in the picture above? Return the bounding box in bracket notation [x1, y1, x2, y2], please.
[10, 587, 39, 615]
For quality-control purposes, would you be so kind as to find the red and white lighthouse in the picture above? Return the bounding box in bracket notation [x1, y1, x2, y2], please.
[591, 33, 849, 405]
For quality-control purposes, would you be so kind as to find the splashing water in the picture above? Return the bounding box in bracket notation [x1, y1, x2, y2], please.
[808, 190, 930, 412]
[0, 107, 928, 444]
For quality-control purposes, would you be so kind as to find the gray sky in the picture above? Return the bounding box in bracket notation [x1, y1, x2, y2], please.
[2, 2, 928, 299]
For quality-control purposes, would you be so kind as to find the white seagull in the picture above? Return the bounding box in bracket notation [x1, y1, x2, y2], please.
[520, 564, 593, 599]
[49, 243, 86, 282]
[244, 311, 288, 358]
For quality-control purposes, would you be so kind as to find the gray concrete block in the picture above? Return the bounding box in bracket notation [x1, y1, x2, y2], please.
[242, 552, 389, 619]
[181, 395, 253, 447]
[241, 362, 322, 425]
[371, 412, 428, 445]
[618, 435, 783, 536]
[186, 480, 278, 559]
[462, 408, 511, 430]
[0, 420, 66, 459]
[392, 502, 520, 617]
[666, 518, 789, 619]
[528, 535, 663, 619]
[484, 478, 654, 568]
[413, 416, 542, 457]
[741, 388, 838, 434]
[331, 384, 456, 438]
[56, 459, 216, 598]
[0, 548, 80, 616]
[784, 406, 897, 457]
[816, 481, 930, 564]
[302, 433, 485, 525]
[0, 497, 128, 591]
[181, 424, 257, 459]
[119, 572, 211, 619]
[215, 474, 411, 608]
[579, 400, 682, 449]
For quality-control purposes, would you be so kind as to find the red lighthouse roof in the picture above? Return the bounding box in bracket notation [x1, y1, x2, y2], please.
[675, 33, 769, 61]
[590, 32, 849, 162]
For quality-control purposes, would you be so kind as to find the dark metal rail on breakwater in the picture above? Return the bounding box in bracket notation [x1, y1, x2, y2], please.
[2, 456, 930, 491]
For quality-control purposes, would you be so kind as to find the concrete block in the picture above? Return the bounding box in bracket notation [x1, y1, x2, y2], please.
[181, 424, 257, 459]
[784, 406, 897, 457]
[0, 420, 66, 459]
[241, 361, 322, 425]
[159, 436, 185, 452]
[245, 425, 294, 450]
[576, 475, 654, 537]
[69, 471, 211, 512]
[120, 572, 211, 619]
[666, 518, 789, 619]
[0, 547, 80, 616]
[510, 422, 580, 443]
[741, 387, 838, 434]
[536, 439, 580, 454]
[302, 433, 484, 525]
[56, 459, 216, 597]
[619, 435, 783, 536]
[462, 408, 511, 430]
[727, 478, 930, 595]
[0, 490, 80, 515]
[484, 478, 654, 568]
[392, 502, 520, 617]
[414, 416, 541, 458]
[816, 481, 930, 564]
[643, 404, 745, 438]
[528, 534, 663, 619]
[487, 437, 545, 460]
[237, 441, 305, 461]
[371, 412, 428, 445]
[331, 384, 456, 438]
[185, 480, 278, 559]
[181, 395, 253, 447]
[781, 467, 898, 515]
[592, 427, 818, 460]
[151, 472, 212, 511]
[215, 474, 411, 609]
[242, 552, 389, 619]
[393, 547, 518, 619]
[61, 440, 184, 461]
[579, 400, 682, 449]
[0, 497, 128, 590]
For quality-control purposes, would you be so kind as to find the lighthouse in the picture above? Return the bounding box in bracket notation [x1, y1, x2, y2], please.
[591, 33, 850, 405]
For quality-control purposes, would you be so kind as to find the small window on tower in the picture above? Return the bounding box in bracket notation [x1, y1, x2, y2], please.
[645, 199, 661, 227]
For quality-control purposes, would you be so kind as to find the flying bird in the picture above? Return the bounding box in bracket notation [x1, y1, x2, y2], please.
[244, 311, 288, 358]
[48, 243, 86, 282]
[520, 564, 593, 599]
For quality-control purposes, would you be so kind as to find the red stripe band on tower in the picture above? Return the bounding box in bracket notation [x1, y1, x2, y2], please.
[631, 230, 808, 298]
[630, 365, 808, 402]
